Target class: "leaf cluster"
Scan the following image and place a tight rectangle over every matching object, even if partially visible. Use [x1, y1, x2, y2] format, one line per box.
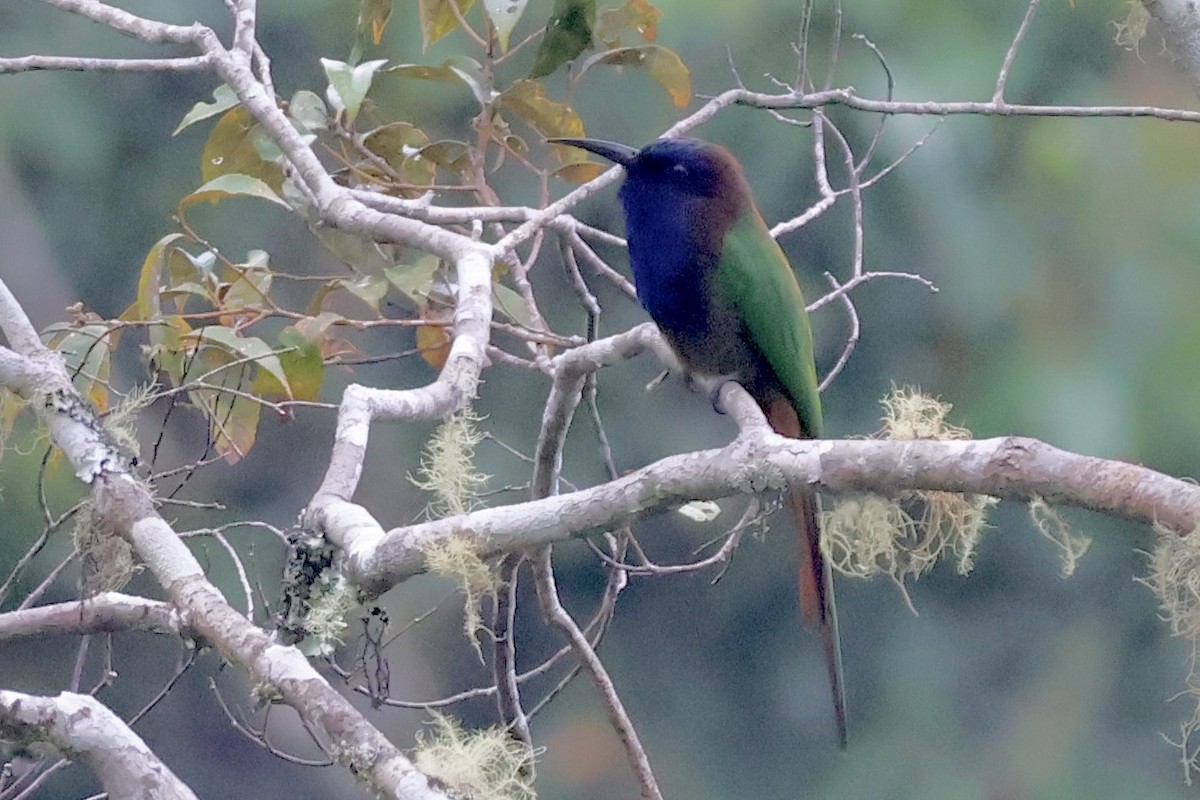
[102, 0, 693, 465]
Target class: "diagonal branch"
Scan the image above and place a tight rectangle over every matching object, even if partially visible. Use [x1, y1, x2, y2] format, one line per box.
[0, 690, 198, 800]
[35, 0, 206, 45]
[0, 277, 454, 800]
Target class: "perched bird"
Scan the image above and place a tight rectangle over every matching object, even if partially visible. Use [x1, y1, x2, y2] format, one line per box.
[551, 136, 847, 747]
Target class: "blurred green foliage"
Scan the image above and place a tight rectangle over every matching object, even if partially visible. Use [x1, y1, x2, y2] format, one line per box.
[3, 0, 1200, 798]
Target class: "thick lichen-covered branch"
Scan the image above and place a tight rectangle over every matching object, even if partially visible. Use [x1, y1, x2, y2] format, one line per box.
[326, 421, 1200, 596]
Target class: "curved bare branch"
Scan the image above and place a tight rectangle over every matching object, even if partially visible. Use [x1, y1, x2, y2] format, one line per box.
[0, 690, 198, 800]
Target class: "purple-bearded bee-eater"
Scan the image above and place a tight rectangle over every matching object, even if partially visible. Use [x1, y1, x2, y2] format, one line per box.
[551, 136, 847, 747]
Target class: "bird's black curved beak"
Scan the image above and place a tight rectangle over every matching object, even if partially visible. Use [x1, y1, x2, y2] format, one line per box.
[547, 137, 639, 166]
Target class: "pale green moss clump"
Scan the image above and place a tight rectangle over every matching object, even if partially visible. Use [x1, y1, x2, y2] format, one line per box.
[0, 389, 20, 464]
[412, 712, 539, 800]
[822, 388, 997, 607]
[421, 536, 499, 662]
[1148, 528, 1200, 640]
[1144, 527, 1200, 783]
[410, 408, 490, 518]
[302, 571, 360, 656]
[411, 408, 498, 659]
[1112, 1, 1151, 55]
[72, 499, 139, 596]
[101, 381, 156, 457]
[1028, 496, 1091, 578]
[824, 388, 1094, 609]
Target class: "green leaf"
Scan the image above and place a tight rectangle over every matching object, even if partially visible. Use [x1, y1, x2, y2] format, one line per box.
[147, 316, 192, 382]
[201, 106, 286, 191]
[220, 250, 273, 315]
[174, 84, 239, 136]
[186, 325, 291, 395]
[483, 0, 530, 51]
[274, 326, 325, 402]
[337, 275, 390, 311]
[504, 134, 528, 154]
[179, 174, 289, 213]
[295, 312, 346, 341]
[445, 57, 491, 107]
[386, 57, 490, 106]
[288, 90, 329, 133]
[529, 0, 595, 78]
[384, 255, 442, 305]
[182, 343, 261, 463]
[493, 283, 534, 329]
[595, 0, 662, 47]
[586, 45, 691, 107]
[418, 140, 473, 175]
[358, 0, 394, 44]
[499, 79, 585, 138]
[313, 228, 395, 274]
[419, 0, 477, 50]
[129, 233, 189, 321]
[160, 281, 215, 313]
[176, 248, 218, 283]
[251, 130, 286, 171]
[321, 58, 388, 126]
[292, 312, 346, 363]
[180, 325, 292, 461]
[386, 62, 465, 83]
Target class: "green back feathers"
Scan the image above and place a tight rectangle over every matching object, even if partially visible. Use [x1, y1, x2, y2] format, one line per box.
[717, 210, 823, 438]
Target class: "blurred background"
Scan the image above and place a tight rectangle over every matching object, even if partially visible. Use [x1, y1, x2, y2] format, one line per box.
[2, 1, 1199, 798]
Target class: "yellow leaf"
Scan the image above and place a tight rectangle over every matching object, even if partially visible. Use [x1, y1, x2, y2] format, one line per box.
[417, 302, 454, 370]
[362, 122, 436, 187]
[593, 45, 690, 108]
[358, 0, 394, 44]
[499, 79, 585, 138]
[595, 0, 662, 46]
[553, 161, 604, 183]
[420, 0, 477, 50]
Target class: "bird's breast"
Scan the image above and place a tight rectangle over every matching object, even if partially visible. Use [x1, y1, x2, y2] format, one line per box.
[623, 197, 714, 338]
[622, 196, 765, 383]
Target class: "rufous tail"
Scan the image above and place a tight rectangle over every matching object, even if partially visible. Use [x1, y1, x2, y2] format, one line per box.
[789, 485, 847, 748]
[765, 399, 848, 748]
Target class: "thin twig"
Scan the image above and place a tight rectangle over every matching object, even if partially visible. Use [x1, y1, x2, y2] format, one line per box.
[492, 555, 532, 746]
[589, 501, 759, 577]
[806, 269, 938, 314]
[993, 0, 1043, 104]
[818, 113, 866, 277]
[531, 548, 662, 800]
[568, 231, 637, 300]
[851, 33, 894, 171]
[817, 272, 861, 392]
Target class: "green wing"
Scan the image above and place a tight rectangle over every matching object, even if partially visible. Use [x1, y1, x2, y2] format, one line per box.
[716, 209, 823, 438]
